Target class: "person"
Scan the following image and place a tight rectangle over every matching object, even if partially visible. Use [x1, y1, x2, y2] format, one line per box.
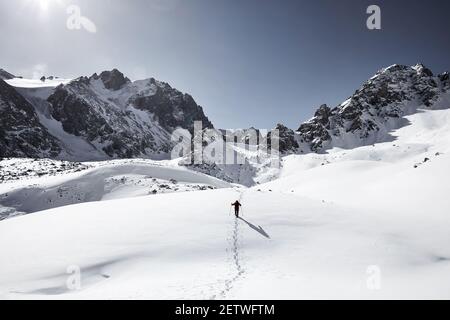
[231, 200, 242, 217]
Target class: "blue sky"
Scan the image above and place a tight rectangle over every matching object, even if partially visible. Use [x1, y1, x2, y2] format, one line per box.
[1, 0, 449, 129]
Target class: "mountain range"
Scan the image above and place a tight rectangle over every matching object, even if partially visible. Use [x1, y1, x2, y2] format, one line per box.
[1, 69, 212, 160]
[2, 64, 450, 299]
[1, 64, 449, 161]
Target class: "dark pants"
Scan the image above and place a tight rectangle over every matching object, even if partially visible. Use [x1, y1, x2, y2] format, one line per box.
[234, 208, 239, 217]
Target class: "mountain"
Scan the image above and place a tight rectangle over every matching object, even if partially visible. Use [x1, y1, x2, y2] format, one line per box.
[3, 98, 450, 297]
[0, 69, 213, 160]
[185, 64, 450, 184]
[190, 64, 449, 159]
[274, 123, 300, 153]
[2, 64, 450, 300]
[0, 68, 15, 80]
[0, 79, 61, 158]
[295, 64, 450, 152]
[2, 63, 449, 163]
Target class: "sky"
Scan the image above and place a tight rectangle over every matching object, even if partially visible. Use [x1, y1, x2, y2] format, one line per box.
[0, 0, 449, 129]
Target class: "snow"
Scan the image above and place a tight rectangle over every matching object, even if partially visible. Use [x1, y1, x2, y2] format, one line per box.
[0, 159, 231, 219]
[5, 78, 72, 88]
[1, 64, 450, 298]
[1, 105, 450, 299]
[1, 188, 449, 299]
[7, 80, 111, 161]
[340, 98, 352, 108]
[74, 77, 159, 112]
[36, 112, 109, 161]
[4, 75, 175, 161]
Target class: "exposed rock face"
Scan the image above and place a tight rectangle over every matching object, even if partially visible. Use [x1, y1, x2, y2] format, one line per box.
[91, 69, 131, 91]
[130, 80, 213, 133]
[46, 70, 213, 158]
[439, 72, 450, 91]
[296, 64, 450, 152]
[297, 105, 332, 151]
[0, 69, 15, 80]
[47, 84, 147, 159]
[0, 79, 61, 158]
[274, 123, 299, 154]
[1, 68, 213, 160]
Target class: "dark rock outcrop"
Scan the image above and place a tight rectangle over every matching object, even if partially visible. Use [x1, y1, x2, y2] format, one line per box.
[91, 69, 131, 91]
[46, 70, 213, 158]
[131, 82, 213, 133]
[439, 72, 449, 90]
[0, 79, 61, 158]
[297, 104, 332, 151]
[274, 123, 299, 154]
[0, 69, 15, 80]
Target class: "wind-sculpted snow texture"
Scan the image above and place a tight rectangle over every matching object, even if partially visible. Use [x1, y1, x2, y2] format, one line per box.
[0, 159, 230, 220]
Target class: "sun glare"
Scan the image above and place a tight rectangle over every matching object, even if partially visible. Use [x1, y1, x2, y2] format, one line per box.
[26, 0, 63, 12]
[39, 0, 50, 11]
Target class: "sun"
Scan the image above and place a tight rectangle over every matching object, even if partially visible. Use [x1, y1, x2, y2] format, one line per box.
[26, 0, 63, 12]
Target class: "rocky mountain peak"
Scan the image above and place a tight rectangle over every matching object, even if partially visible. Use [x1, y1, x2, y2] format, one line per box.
[39, 69, 213, 159]
[295, 64, 450, 152]
[275, 123, 289, 130]
[376, 63, 433, 78]
[313, 104, 331, 125]
[439, 72, 449, 90]
[378, 64, 409, 74]
[412, 63, 434, 77]
[91, 69, 131, 90]
[274, 123, 299, 154]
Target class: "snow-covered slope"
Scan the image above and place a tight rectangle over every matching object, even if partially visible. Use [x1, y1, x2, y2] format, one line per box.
[1, 64, 450, 299]
[0, 159, 231, 220]
[6, 77, 71, 88]
[264, 107, 450, 215]
[1, 106, 450, 299]
[1, 181, 449, 299]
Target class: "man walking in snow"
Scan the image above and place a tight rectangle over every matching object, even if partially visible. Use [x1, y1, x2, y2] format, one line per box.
[231, 200, 242, 217]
